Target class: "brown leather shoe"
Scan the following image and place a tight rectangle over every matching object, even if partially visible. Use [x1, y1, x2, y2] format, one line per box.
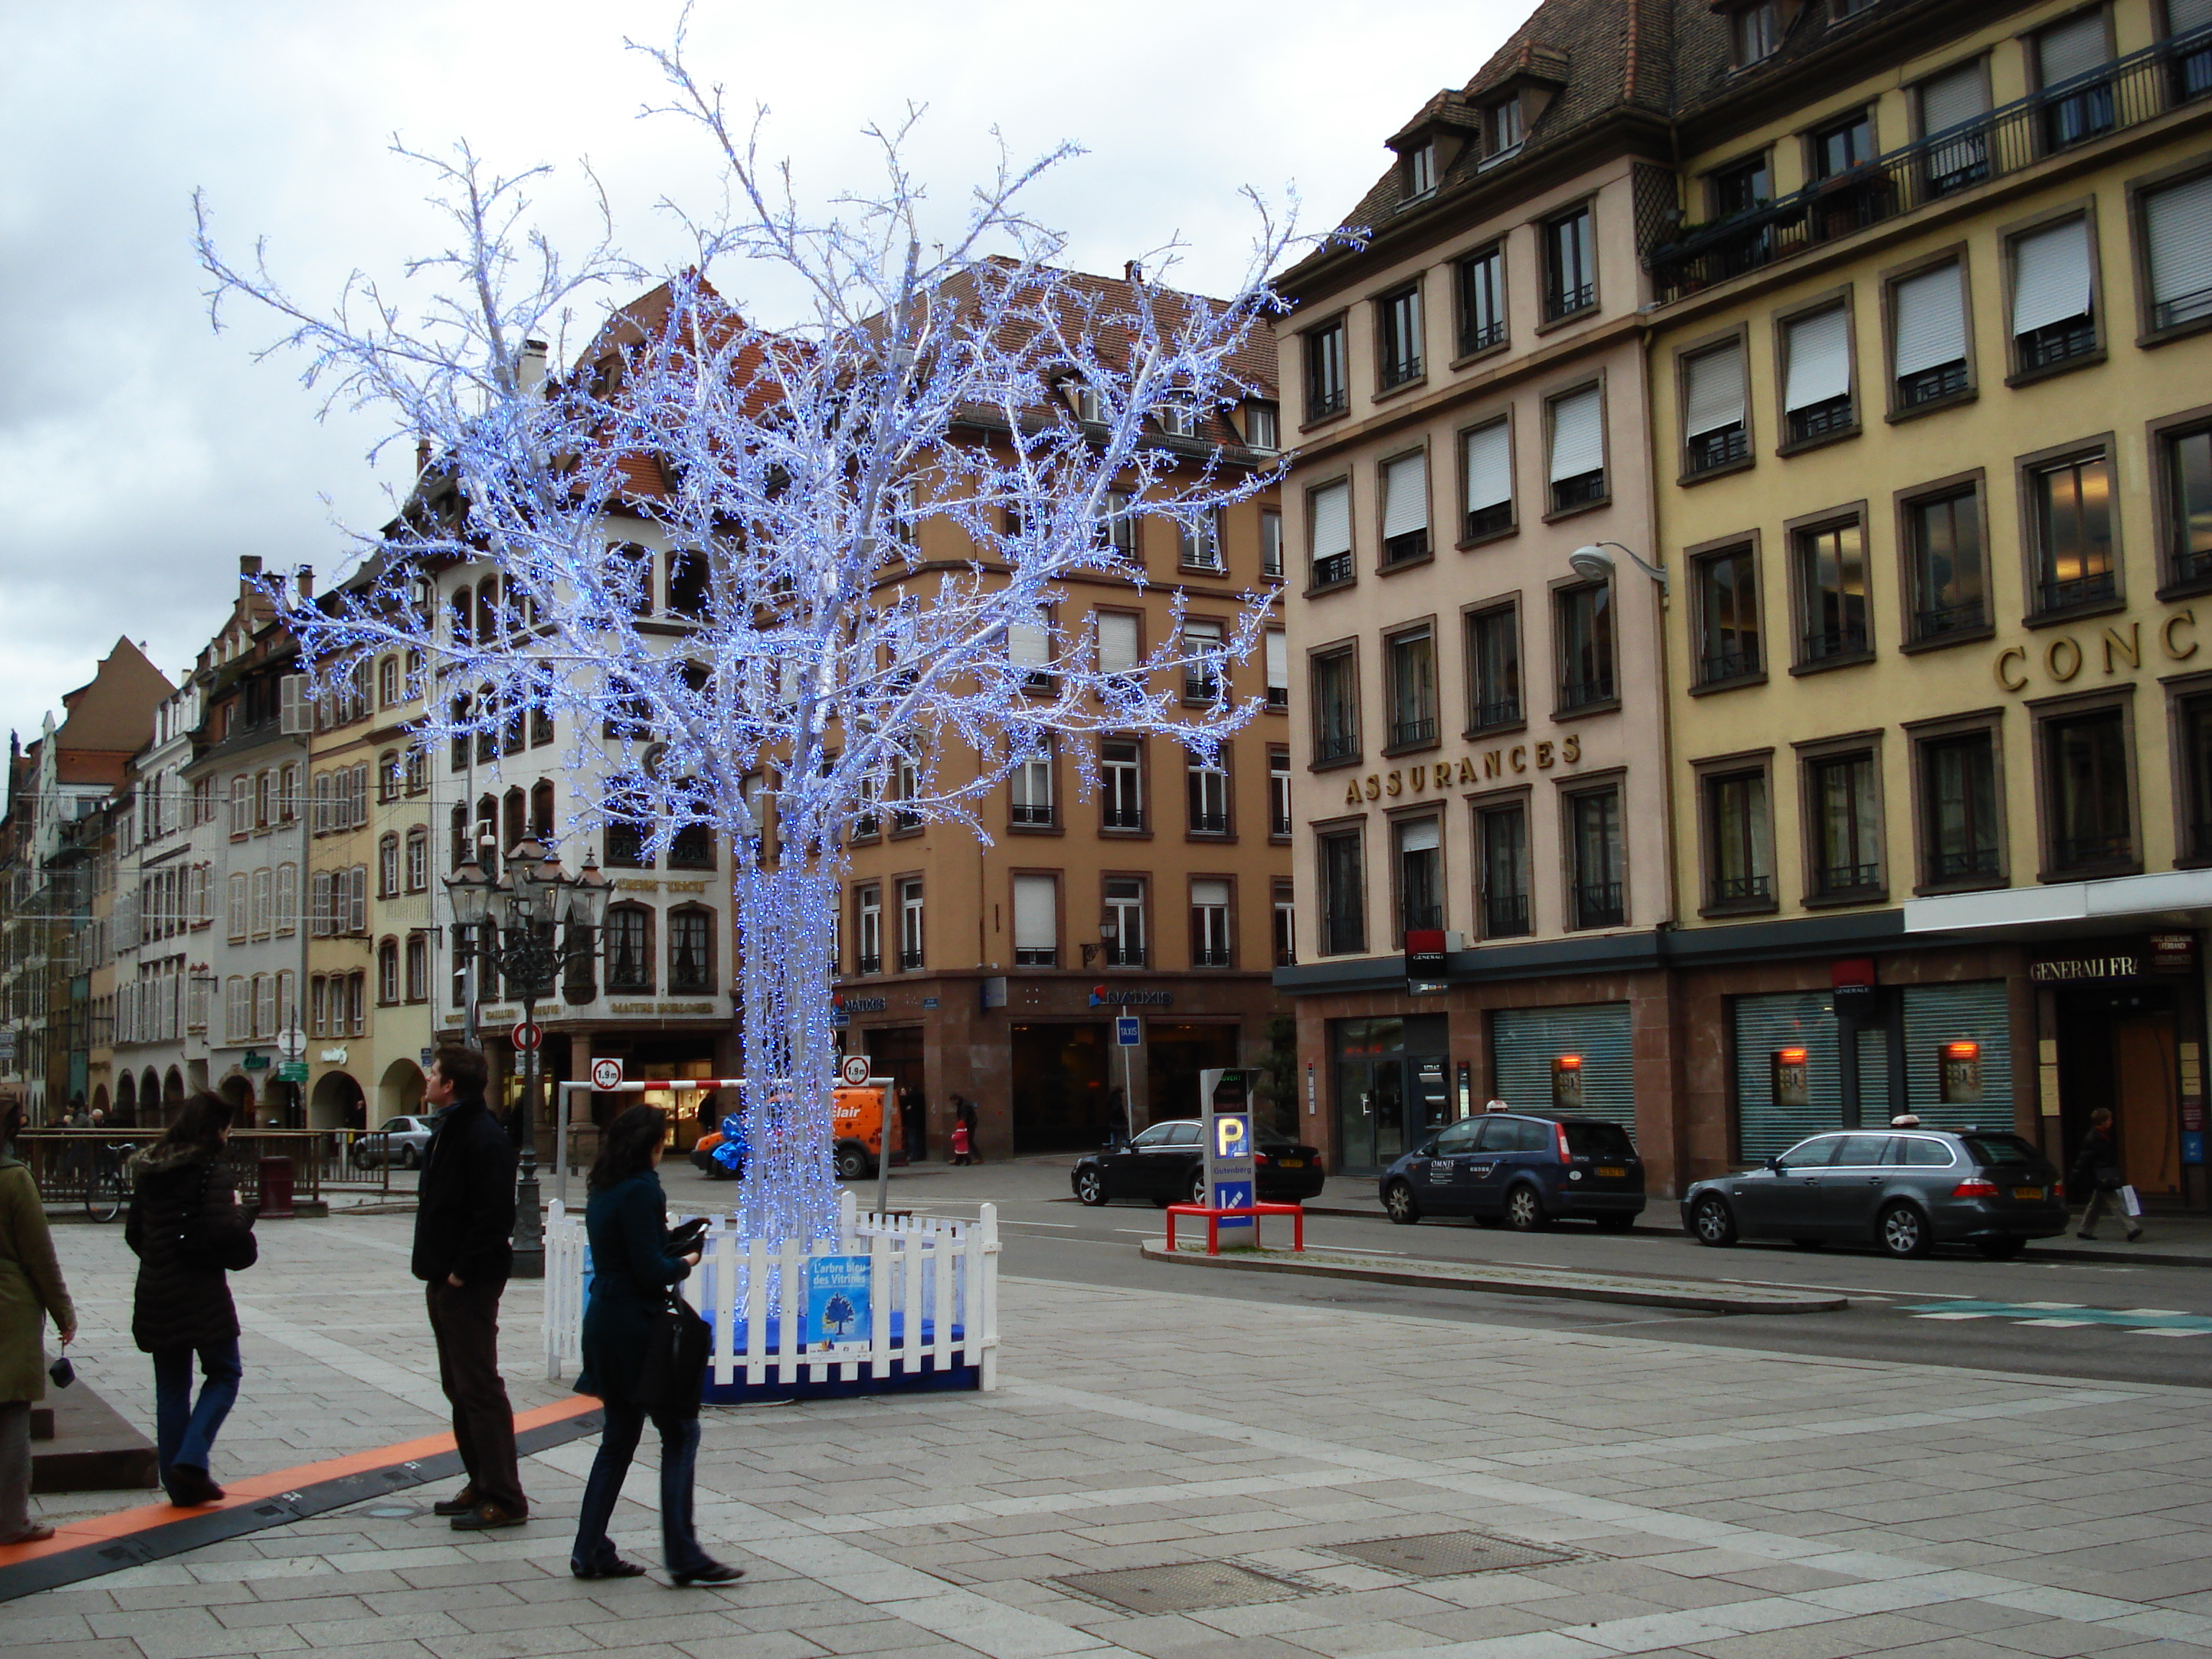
[450, 1501, 528, 1531]
[431, 1484, 480, 1517]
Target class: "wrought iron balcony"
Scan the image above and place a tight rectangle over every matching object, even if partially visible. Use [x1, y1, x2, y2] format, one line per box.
[1484, 893, 1530, 938]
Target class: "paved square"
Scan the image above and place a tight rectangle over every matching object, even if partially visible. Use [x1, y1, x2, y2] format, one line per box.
[19, 1208, 2212, 1659]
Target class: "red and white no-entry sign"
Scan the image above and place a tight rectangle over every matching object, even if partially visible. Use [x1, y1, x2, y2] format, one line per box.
[511, 1021, 543, 1052]
[591, 1058, 624, 1092]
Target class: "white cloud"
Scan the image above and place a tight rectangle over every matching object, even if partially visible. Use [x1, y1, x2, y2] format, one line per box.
[0, 0, 1516, 740]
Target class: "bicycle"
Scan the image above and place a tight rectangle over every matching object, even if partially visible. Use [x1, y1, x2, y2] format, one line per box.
[83, 1141, 134, 1223]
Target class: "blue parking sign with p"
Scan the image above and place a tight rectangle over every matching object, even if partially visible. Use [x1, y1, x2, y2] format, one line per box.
[1215, 1114, 1249, 1160]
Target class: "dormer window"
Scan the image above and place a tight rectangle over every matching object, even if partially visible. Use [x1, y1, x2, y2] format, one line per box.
[1733, 0, 1786, 65]
[1242, 403, 1280, 451]
[1070, 381, 1104, 424]
[1156, 401, 1197, 438]
[1403, 142, 1437, 198]
[1488, 99, 1524, 156]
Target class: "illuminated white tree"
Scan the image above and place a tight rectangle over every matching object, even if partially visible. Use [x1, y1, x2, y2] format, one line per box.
[196, 36, 1300, 1245]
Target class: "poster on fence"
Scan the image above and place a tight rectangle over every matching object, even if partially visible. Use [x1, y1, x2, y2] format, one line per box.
[806, 1254, 872, 1355]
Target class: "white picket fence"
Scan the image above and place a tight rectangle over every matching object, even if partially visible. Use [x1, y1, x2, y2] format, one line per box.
[543, 1189, 999, 1392]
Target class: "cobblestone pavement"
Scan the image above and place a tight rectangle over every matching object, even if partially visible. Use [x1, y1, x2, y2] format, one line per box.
[24, 1208, 2212, 1658]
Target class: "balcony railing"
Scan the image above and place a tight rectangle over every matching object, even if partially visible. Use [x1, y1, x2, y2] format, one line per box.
[1931, 846, 2001, 881]
[857, 953, 881, 975]
[2036, 569, 2118, 612]
[1465, 502, 1514, 540]
[1573, 881, 1626, 930]
[1010, 803, 1054, 827]
[1390, 716, 1438, 747]
[1803, 623, 1870, 662]
[1915, 601, 1986, 639]
[1697, 646, 1761, 685]
[1560, 675, 1615, 711]
[1546, 281, 1595, 320]
[1188, 809, 1228, 835]
[2021, 317, 2098, 368]
[1551, 470, 1606, 513]
[1787, 395, 1855, 444]
[1190, 946, 1232, 968]
[1014, 947, 1057, 967]
[899, 948, 924, 971]
[1484, 892, 1530, 938]
[1459, 318, 1506, 356]
[1105, 943, 1148, 968]
[1102, 801, 1144, 831]
[1380, 353, 1424, 390]
[1712, 873, 1772, 903]
[1686, 426, 1750, 474]
[1399, 905, 1444, 935]
[1308, 385, 1346, 421]
[2056, 832, 2133, 868]
[1470, 696, 1521, 729]
[1652, 26, 2212, 303]
[1815, 860, 1881, 894]
[1311, 551, 1352, 588]
[1315, 730, 1359, 764]
[1898, 359, 1970, 408]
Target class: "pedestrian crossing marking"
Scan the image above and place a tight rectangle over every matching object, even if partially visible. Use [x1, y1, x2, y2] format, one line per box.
[1905, 1299, 2212, 1334]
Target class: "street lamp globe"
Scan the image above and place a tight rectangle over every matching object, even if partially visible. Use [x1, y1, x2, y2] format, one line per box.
[1569, 546, 1616, 583]
[567, 858, 612, 931]
[441, 848, 495, 929]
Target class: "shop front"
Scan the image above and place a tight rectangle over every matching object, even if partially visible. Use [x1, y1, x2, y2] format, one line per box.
[1330, 1014, 1449, 1173]
[1491, 1004, 1635, 1126]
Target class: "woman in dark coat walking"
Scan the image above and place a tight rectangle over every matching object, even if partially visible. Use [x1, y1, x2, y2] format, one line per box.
[570, 1106, 742, 1586]
[125, 1092, 256, 1506]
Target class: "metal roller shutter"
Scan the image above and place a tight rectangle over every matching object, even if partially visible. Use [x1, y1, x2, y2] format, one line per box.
[1491, 1004, 1634, 1128]
[1683, 341, 1745, 438]
[2013, 219, 2092, 335]
[1464, 421, 1512, 511]
[1310, 481, 1352, 558]
[1894, 264, 1968, 378]
[1382, 452, 1429, 540]
[1548, 388, 1604, 482]
[1902, 981, 2013, 1133]
[1734, 991, 1840, 1161]
[1783, 308, 1851, 412]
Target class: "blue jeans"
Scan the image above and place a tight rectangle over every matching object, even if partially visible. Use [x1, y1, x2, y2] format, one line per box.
[152, 1339, 241, 1487]
[570, 1401, 707, 1574]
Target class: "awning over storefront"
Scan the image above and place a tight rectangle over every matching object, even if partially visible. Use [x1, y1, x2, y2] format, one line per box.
[1905, 869, 2212, 935]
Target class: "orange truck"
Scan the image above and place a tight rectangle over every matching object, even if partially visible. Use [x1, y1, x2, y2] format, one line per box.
[691, 1080, 903, 1181]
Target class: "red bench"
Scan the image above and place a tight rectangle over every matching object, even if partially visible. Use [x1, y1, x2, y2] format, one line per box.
[1163, 1202, 1305, 1256]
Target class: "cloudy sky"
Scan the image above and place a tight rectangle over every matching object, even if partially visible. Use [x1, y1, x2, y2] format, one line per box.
[0, 0, 1514, 747]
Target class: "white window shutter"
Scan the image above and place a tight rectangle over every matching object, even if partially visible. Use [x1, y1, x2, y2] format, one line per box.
[2038, 11, 2108, 84]
[1683, 341, 1747, 436]
[2146, 176, 2212, 318]
[1894, 264, 1969, 377]
[2012, 218, 2093, 334]
[1097, 613, 1139, 675]
[279, 674, 308, 734]
[1191, 878, 1230, 907]
[1381, 452, 1429, 540]
[276, 864, 297, 935]
[1012, 874, 1056, 952]
[350, 866, 367, 935]
[1309, 482, 1352, 558]
[228, 873, 247, 938]
[1784, 309, 1853, 410]
[2175, 0, 2212, 30]
[1919, 62, 1987, 134]
[1398, 817, 1441, 853]
[1462, 422, 1513, 511]
[311, 871, 332, 937]
[1548, 387, 1605, 481]
[1265, 629, 1288, 693]
[1008, 611, 1051, 667]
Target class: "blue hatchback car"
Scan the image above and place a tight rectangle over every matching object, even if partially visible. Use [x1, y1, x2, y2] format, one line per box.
[1379, 1110, 1646, 1231]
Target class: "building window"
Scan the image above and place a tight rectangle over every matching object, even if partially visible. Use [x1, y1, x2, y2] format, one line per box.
[1265, 627, 1288, 711]
[1710, 152, 1773, 219]
[1317, 829, 1365, 956]
[404, 829, 428, 893]
[1905, 485, 1987, 639]
[1809, 752, 1883, 896]
[605, 904, 653, 992]
[1376, 285, 1424, 390]
[1272, 878, 1297, 967]
[2029, 449, 2117, 611]
[1543, 204, 1596, 319]
[668, 906, 714, 993]
[1694, 544, 1763, 685]
[1488, 97, 1524, 156]
[1457, 246, 1505, 355]
[1312, 647, 1360, 763]
[1103, 876, 1146, 966]
[1012, 874, 1057, 967]
[1379, 450, 1429, 564]
[670, 821, 713, 869]
[1568, 787, 1627, 927]
[1478, 802, 1531, 938]
[897, 878, 925, 969]
[1734, 0, 1784, 64]
[665, 547, 710, 617]
[892, 755, 922, 832]
[1461, 420, 1513, 541]
[1011, 745, 1054, 827]
[2010, 217, 2098, 371]
[1186, 747, 1229, 835]
[2180, 692, 2212, 858]
[1547, 386, 1605, 511]
[2164, 424, 2212, 585]
[1305, 318, 1346, 419]
[1892, 263, 1970, 409]
[1809, 107, 1876, 179]
[1259, 509, 1282, 577]
[1190, 879, 1232, 967]
[1393, 817, 1442, 936]
[2036, 9, 2115, 150]
[1177, 511, 1224, 572]
[2044, 706, 2134, 871]
[1097, 490, 1136, 561]
[855, 886, 881, 974]
[379, 940, 400, 1006]
[275, 863, 297, 935]
[1706, 768, 1773, 907]
[1182, 617, 1225, 703]
[1244, 403, 1280, 451]
[1466, 604, 1521, 730]
[1781, 306, 1854, 443]
[1918, 62, 1990, 194]
[1269, 746, 1291, 837]
[605, 819, 649, 868]
[1682, 340, 1749, 474]
[379, 833, 400, 899]
[1309, 479, 1352, 588]
[1102, 738, 1144, 830]
[1384, 625, 1437, 748]
[2144, 174, 2212, 333]
[1403, 140, 1437, 197]
[1556, 583, 1616, 710]
[1794, 517, 1870, 663]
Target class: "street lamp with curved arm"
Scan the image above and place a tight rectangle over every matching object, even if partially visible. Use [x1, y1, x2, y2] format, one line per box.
[1570, 540, 1669, 596]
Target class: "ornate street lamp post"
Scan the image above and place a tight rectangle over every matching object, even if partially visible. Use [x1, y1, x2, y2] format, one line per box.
[442, 839, 610, 1280]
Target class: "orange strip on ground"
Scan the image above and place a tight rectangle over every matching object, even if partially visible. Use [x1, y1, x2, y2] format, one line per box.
[0, 1394, 598, 1570]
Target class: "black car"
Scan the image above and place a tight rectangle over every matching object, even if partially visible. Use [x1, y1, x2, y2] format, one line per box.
[1071, 1119, 1326, 1208]
[1681, 1126, 2069, 1259]
[1378, 1111, 1645, 1231]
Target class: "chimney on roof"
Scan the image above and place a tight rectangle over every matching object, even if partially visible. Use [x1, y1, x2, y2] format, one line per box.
[415, 435, 431, 476]
[239, 555, 262, 579]
[1124, 261, 1143, 287]
[518, 338, 548, 396]
[296, 566, 314, 601]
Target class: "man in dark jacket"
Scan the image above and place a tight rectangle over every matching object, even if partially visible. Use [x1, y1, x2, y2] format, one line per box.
[414, 1046, 527, 1528]
[2071, 1106, 2143, 1243]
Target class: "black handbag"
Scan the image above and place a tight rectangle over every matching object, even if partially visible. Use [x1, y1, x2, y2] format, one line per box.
[174, 1162, 258, 1273]
[632, 1292, 710, 1414]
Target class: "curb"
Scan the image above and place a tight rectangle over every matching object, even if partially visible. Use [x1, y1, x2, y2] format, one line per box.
[1137, 1241, 1848, 1315]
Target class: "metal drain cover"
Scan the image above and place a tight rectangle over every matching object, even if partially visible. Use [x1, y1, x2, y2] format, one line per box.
[1056, 1561, 1308, 1613]
[361, 1505, 420, 1519]
[1331, 1531, 1568, 1577]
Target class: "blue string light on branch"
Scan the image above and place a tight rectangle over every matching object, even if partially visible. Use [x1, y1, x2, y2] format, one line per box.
[195, 30, 1335, 1251]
